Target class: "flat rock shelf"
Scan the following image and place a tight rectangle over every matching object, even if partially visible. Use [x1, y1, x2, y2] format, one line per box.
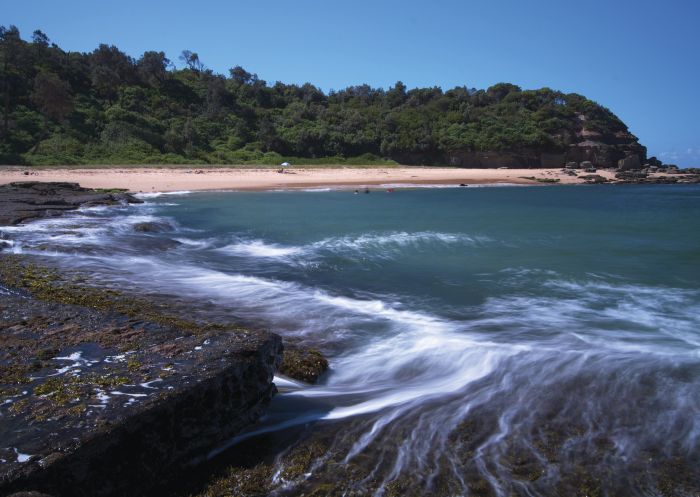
[0, 285, 282, 497]
[0, 181, 142, 226]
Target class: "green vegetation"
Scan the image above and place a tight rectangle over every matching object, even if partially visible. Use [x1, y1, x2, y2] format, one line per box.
[0, 26, 637, 166]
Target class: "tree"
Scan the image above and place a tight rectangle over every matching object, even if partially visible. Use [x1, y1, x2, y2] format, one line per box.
[205, 76, 228, 117]
[487, 83, 521, 101]
[89, 44, 134, 102]
[31, 30, 50, 47]
[179, 50, 203, 71]
[0, 27, 644, 166]
[229, 65, 252, 84]
[32, 72, 73, 121]
[0, 25, 22, 136]
[386, 81, 407, 107]
[137, 51, 169, 85]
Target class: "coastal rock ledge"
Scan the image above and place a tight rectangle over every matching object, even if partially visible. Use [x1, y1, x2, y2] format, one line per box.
[0, 181, 142, 225]
[0, 286, 283, 497]
[0, 280, 283, 497]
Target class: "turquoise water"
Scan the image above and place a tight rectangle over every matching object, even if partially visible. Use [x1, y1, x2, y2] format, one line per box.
[5, 184, 700, 495]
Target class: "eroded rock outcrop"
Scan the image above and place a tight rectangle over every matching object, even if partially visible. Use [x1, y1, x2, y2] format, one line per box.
[0, 256, 283, 497]
[0, 182, 142, 225]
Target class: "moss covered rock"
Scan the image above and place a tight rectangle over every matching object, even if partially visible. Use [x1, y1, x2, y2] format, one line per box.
[279, 346, 329, 383]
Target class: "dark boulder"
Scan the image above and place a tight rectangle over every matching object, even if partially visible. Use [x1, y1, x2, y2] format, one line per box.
[580, 174, 608, 184]
[647, 156, 663, 168]
[618, 155, 642, 170]
[279, 346, 329, 384]
[615, 171, 647, 180]
[133, 221, 172, 233]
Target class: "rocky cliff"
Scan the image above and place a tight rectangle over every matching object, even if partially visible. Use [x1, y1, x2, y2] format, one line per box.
[432, 113, 647, 169]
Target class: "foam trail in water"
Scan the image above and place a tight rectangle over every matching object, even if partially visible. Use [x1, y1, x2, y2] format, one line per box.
[134, 190, 192, 199]
[216, 240, 304, 258]
[211, 231, 490, 267]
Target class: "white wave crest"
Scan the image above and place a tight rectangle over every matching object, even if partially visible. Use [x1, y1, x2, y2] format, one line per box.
[134, 190, 192, 199]
[216, 240, 305, 258]
[212, 231, 486, 263]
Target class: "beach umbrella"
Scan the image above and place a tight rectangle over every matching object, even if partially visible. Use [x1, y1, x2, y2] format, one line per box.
[281, 162, 291, 167]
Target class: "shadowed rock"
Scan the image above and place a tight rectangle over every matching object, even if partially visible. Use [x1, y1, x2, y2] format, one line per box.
[0, 182, 142, 226]
[133, 221, 172, 233]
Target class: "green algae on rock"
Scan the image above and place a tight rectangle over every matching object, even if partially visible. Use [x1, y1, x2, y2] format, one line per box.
[0, 255, 283, 497]
[279, 346, 329, 384]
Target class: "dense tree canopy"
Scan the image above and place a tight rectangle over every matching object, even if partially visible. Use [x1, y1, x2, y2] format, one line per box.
[0, 26, 638, 165]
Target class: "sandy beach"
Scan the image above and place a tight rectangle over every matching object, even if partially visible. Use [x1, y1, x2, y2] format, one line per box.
[0, 166, 615, 192]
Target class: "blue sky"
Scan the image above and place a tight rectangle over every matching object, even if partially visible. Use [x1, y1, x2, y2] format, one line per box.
[4, 0, 699, 165]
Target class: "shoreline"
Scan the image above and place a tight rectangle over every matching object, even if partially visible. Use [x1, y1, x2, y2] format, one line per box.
[0, 166, 616, 192]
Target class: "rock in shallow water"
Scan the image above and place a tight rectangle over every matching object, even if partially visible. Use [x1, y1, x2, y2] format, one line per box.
[132, 221, 173, 233]
[279, 346, 329, 383]
[0, 258, 283, 497]
[0, 182, 142, 226]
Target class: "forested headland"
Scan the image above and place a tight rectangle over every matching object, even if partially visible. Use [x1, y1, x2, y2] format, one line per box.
[0, 26, 647, 167]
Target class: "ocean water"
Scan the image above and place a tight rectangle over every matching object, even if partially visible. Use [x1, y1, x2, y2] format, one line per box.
[4, 184, 700, 495]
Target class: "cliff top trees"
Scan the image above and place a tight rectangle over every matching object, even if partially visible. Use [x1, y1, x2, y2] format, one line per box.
[0, 26, 639, 165]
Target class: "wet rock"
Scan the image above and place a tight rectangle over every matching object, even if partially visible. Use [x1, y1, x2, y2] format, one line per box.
[0, 182, 142, 226]
[580, 174, 608, 184]
[279, 346, 329, 383]
[133, 221, 172, 233]
[615, 171, 647, 180]
[0, 256, 283, 497]
[520, 176, 560, 184]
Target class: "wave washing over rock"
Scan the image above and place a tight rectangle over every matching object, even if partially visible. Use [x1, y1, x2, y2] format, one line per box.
[1, 186, 699, 496]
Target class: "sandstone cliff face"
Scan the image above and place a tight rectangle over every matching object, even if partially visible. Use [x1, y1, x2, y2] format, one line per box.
[398, 141, 645, 169]
[392, 111, 646, 169]
[563, 121, 646, 169]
